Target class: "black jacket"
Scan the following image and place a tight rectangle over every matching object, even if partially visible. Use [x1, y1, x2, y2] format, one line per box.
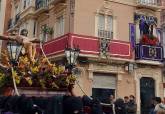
[125, 100, 137, 114]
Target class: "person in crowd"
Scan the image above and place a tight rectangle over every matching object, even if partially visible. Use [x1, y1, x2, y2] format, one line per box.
[63, 84, 103, 114]
[124, 96, 129, 114]
[154, 97, 163, 114]
[63, 96, 84, 114]
[63, 85, 84, 114]
[124, 96, 129, 104]
[109, 95, 115, 104]
[125, 95, 137, 114]
[149, 97, 157, 114]
[102, 95, 115, 114]
[114, 98, 125, 114]
[156, 103, 165, 114]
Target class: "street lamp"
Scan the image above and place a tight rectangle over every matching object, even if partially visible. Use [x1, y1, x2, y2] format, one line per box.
[7, 41, 23, 66]
[6, 29, 28, 96]
[7, 29, 28, 66]
[65, 45, 80, 73]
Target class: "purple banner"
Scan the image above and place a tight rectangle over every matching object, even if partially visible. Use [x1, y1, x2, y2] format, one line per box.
[156, 28, 162, 45]
[129, 23, 136, 50]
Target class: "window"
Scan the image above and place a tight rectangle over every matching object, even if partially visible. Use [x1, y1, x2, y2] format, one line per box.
[92, 73, 116, 102]
[54, 16, 64, 37]
[23, 0, 31, 9]
[33, 21, 36, 37]
[23, 0, 26, 9]
[97, 14, 113, 39]
[162, 27, 165, 58]
[40, 24, 48, 42]
[92, 88, 115, 103]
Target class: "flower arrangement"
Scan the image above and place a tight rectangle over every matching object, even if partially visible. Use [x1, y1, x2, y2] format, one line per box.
[0, 50, 76, 90]
[140, 34, 159, 46]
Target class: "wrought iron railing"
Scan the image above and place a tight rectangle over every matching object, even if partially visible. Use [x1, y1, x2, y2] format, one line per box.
[137, 0, 162, 6]
[98, 29, 113, 39]
[35, 0, 49, 10]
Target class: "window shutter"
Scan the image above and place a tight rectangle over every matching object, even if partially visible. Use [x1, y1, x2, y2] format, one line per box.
[98, 14, 105, 30]
[93, 73, 116, 89]
[107, 15, 113, 32]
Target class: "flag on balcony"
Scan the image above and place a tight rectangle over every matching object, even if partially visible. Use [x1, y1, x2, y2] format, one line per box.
[129, 23, 136, 50]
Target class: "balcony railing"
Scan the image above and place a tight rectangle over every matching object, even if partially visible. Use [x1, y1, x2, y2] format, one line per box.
[49, 0, 65, 5]
[35, 0, 49, 10]
[98, 30, 113, 39]
[136, 0, 162, 10]
[35, 0, 49, 15]
[135, 43, 163, 61]
[37, 33, 131, 59]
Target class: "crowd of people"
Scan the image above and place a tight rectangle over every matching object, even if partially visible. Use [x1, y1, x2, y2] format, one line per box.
[149, 97, 165, 114]
[62, 85, 165, 114]
[102, 95, 165, 114]
[102, 95, 137, 114]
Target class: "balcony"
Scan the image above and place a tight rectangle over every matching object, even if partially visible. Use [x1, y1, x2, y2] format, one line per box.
[35, 0, 49, 15]
[20, 5, 35, 20]
[136, 0, 162, 10]
[135, 43, 163, 62]
[37, 33, 132, 60]
[49, 0, 65, 5]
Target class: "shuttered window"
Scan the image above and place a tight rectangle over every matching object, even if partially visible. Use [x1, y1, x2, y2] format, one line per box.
[97, 14, 113, 39]
[93, 73, 116, 89]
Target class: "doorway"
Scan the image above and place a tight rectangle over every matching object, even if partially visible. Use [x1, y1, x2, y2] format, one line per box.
[140, 77, 155, 114]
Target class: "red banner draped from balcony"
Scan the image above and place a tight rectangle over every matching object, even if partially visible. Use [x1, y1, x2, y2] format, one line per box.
[37, 33, 132, 59]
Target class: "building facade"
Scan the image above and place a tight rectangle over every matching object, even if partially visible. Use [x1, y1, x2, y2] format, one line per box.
[6, 0, 165, 114]
[0, 0, 7, 34]
[0, 0, 12, 55]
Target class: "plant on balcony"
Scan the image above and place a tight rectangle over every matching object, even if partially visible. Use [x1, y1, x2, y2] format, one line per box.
[0, 50, 76, 90]
[140, 34, 159, 46]
[41, 25, 54, 35]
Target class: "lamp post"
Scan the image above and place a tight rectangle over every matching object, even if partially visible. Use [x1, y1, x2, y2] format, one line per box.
[7, 41, 23, 66]
[65, 45, 80, 73]
[7, 28, 28, 66]
[6, 29, 28, 95]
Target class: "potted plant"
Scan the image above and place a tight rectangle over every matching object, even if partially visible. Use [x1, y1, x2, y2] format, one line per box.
[41, 25, 54, 35]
